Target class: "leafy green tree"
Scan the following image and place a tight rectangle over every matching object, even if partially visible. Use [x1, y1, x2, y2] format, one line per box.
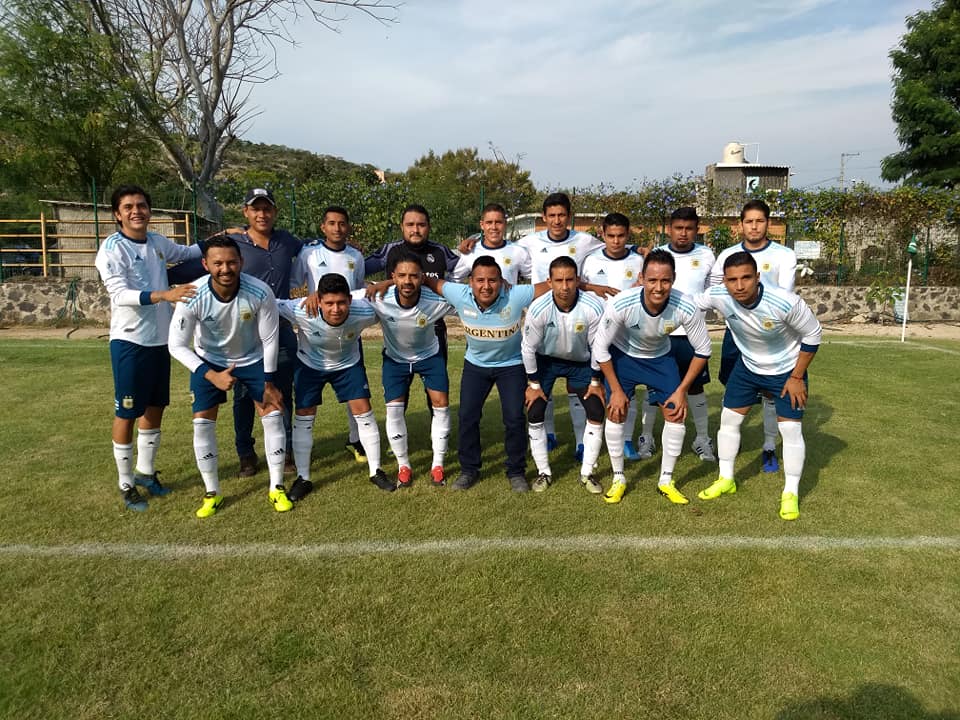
[882, 0, 960, 188]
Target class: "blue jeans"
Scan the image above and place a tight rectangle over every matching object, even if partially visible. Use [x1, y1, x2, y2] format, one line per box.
[457, 360, 526, 478]
[234, 322, 296, 456]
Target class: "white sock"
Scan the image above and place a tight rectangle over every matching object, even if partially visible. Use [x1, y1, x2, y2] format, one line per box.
[604, 419, 626, 474]
[261, 410, 285, 490]
[385, 401, 409, 468]
[430, 406, 450, 468]
[624, 398, 638, 443]
[134, 428, 160, 475]
[568, 394, 586, 446]
[762, 397, 778, 452]
[658, 421, 686, 486]
[778, 421, 805, 495]
[528, 421, 552, 476]
[355, 410, 382, 476]
[345, 404, 360, 444]
[717, 407, 745, 479]
[640, 394, 657, 439]
[581, 422, 604, 478]
[688, 392, 709, 438]
[192, 418, 219, 494]
[292, 414, 315, 480]
[544, 398, 556, 437]
[113, 441, 134, 490]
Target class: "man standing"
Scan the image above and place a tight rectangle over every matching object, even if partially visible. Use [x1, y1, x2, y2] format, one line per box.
[710, 199, 797, 473]
[592, 250, 712, 505]
[696, 252, 821, 520]
[521, 256, 607, 494]
[451, 203, 531, 285]
[168, 236, 291, 517]
[95, 184, 201, 511]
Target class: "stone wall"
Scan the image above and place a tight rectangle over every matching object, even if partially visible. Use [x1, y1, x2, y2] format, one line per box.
[0, 279, 958, 326]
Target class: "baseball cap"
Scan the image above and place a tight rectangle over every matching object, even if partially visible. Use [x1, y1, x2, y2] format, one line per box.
[243, 187, 276, 207]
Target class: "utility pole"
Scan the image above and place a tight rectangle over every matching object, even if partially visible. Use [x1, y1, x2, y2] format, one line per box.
[837, 152, 859, 287]
[839, 152, 860, 191]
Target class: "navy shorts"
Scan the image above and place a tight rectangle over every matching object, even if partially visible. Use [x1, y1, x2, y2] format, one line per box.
[723, 357, 806, 420]
[191, 359, 267, 413]
[110, 340, 170, 418]
[670, 335, 711, 392]
[535, 353, 593, 398]
[604, 346, 681, 406]
[295, 361, 371, 408]
[381, 351, 448, 401]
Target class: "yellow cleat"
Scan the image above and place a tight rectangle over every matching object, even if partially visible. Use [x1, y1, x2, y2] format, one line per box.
[697, 476, 736, 501]
[779, 492, 800, 520]
[269, 485, 294, 513]
[657, 482, 689, 505]
[604, 480, 627, 504]
[196, 492, 224, 518]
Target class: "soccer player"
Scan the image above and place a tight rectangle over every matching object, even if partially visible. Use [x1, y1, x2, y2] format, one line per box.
[695, 251, 821, 520]
[424, 256, 548, 492]
[521, 256, 607, 493]
[592, 250, 712, 505]
[168, 235, 291, 517]
[291, 206, 369, 463]
[276, 273, 392, 498]
[635, 207, 718, 462]
[451, 203, 532, 285]
[710, 199, 797, 473]
[95, 184, 202, 511]
[366, 251, 454, 487]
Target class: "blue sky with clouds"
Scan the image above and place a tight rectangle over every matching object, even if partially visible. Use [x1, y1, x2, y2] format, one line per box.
[245, 0, 930, 192]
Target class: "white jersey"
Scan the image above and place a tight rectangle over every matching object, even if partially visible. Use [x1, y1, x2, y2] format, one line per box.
[592, 287, 711, 366]
[277, 298, 377, 372]
[696, 284, 821, 376]
[362, 287, 453, 363]
[169, 274, 279, 374]
[451, 241, 532, 285]
[292, 241, 366, 293]
[516, 230, 604, 283]
[95, 230, 201, 346]
[711, 239, 796, 292]
[580, 248, 645, 293]
[522, 290, 605, 374]
[657, 242, 716, 337]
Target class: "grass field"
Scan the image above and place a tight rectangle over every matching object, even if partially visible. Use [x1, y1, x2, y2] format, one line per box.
[1, 334, 959, 719]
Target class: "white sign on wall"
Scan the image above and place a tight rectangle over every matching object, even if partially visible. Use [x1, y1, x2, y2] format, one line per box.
[794, 241, 822, 260]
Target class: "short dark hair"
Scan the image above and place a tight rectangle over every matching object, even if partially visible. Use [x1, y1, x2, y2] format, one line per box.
[549, 255, 578, 276]
[602, 212, 630, 231]
[481, 203, 507, 218]
[202, 233, 241, 258]
[111, 184, 151, 214]
[470, 255, 502, 278]
[643, 248, 676, 275]
[740, 199, 770, 220]
[323, 205, 350, 223]
[670, 207, 699, 224]
[542, 192, 571, 214]
[391, 250, 423, 272]
[317, 272, 351, 297]
[723, 251, 758, 273]
[401, 204, 431, 224]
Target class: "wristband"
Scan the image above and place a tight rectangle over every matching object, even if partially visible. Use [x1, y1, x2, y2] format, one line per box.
[528, 382, 541, 390]
[590, 379, 601, 387]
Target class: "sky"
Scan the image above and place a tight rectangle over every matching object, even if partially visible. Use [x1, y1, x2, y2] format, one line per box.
[243, 0, 932, 193]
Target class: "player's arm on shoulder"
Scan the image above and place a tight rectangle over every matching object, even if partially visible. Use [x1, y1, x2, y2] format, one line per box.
[423, 275, 446, 296]
[168, 304, 204, 373]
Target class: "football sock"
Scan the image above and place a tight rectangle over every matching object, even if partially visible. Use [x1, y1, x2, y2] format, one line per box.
[580, 421, 604, 478]
[689, 392, 710, 438]
[345, 404, 360, 444]
[778, 420, 805, 495]
[717, 407, 746, 479]
[604, 419, 626, 474]
[762, 397, 778, 452]
[528, 421, 551, 476]
[430, 406, 450, 468]
[135, 428, 161, 476]
[354, 410, 381, 476]
[292, 414, 315, 481]
[192, 418, 219, 494]
[568, 394, 586, 447]
[261, 410, 285, 490]
[624, 398, 638, 444]
[659, 421, 686, 486]
[544, 398, 556, 437]
[640, 394, 657, 440]
[113, 441, 134, 490]
[385, 401, 410, 468]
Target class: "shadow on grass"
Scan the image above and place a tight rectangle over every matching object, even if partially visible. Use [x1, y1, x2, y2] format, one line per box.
[775, 683, 959, 720]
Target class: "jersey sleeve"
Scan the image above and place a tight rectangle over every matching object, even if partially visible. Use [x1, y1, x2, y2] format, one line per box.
[443, 245, 460, 274]
[364, 244, 390, 276]
[160, 235, 202, 265]
[257, 291, 280, 375]
[450, 254, 471, 282]
[168, 303, 204, 374]
[289, 248, 308, 292]
[276, 298, 298, 324]
[521, 312, 545, 377]
[779, 249, 798, 292]
[787, 297, 822, 349]
[516, 246, 533, 281]
[591, 302, 621, 367]
[680, 310, 712, 357]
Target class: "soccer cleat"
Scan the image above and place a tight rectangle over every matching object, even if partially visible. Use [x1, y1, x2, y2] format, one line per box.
[287, 476, 314, 502]
[546, 433, 558, 451]
[580, 475, 604, 495]
[623, 440, 641, 461]
[574, 443, 584, 463]
[430, 466, 446, 487]
[195, 491, 224, 518]
[268, 485, 294, 512]
[238, 452, 259, 478]
[121, 483, 148, 512]
[344, 440, 367, 463]
[779, 492, 800, 521]
[134, 471, 171, 497]
[451, 472, 477, 491]
[762, 449, 779, 473]
[369, 469, 396, 492]
[397, 466, 413, 488]
[697, 476, 737, 500]
[603, 480, 627, 504]
[532, 473, 552, 492]
[657, 482, 689, 505]
[692, 436, 717, 462]
[509, 475, 530, 493]
[636, 435, 656, 459]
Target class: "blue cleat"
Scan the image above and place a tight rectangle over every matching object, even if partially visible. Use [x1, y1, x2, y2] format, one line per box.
[574, 443, 584, 463]
[762, 449, 779, 473]
[134, 471, 172, 497]
[623, 440, 641, 461]
[546, 433, 558, 452]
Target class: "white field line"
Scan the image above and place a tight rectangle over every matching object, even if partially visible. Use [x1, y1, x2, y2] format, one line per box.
[0, 535, 958, 561]
[826, 339, 960, 355]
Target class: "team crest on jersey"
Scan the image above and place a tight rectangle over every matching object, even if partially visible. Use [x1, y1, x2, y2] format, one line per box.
[762, 318, 775, 330]
[348, 260, 355, 270]
[157, 252, 164, 261]
[427, 253, 435, 264]
[503, 257, 512, 265]
[240, 310, 252, 322]
[663, 321, 676, 334]
[416, 314, 428, 328]
[691, 260, 700, 268]
[574, 321, 585, 333]
[625, 270, 634, 279]
[567, 247, 576, 255]
[347, 331, 356, 340]
[122, 395, 134, 410]
[762, 262, 771, 272]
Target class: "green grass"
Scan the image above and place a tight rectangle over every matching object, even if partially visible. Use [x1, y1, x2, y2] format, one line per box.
[1, 336, 959, 719]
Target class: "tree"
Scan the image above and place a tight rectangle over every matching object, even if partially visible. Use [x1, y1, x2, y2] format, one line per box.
[881, 0, 960, 188]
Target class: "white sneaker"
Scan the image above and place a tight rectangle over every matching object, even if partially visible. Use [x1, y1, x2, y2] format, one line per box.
[579, 475, 604, 495]
[692, 436, 717, 462]
[636, 434, 656, 459]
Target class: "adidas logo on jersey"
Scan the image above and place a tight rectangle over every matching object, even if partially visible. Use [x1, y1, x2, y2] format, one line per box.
[596, 269, 606, 275]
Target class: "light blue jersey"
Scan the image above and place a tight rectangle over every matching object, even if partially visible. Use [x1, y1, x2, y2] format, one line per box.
[711, 240, 796, 292]
[441, 282, 535, 367]
[521, 290, 604, 374]
[365, 287, 453, 363]
[277, 298, 377, 372]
